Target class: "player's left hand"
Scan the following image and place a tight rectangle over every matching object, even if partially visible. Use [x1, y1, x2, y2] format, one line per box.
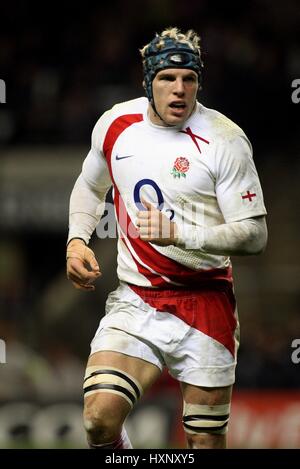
[136, 199, 178, 246]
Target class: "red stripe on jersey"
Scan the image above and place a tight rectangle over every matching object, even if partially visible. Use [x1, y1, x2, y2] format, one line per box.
[113, 176, 232, 287]
[114, 184, 232, 286]
[103, 114, 164, 286]
[116, 189, 166, 286]
[119, 237, 166, 287]
[129, 284, 237, 357]
[103, 114, 232, 287]
[103, 114, 143, 181]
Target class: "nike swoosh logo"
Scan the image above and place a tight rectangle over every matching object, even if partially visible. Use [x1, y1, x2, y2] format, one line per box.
[115, 154, 134, 160]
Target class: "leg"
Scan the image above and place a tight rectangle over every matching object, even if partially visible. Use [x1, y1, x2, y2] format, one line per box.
[181, 382, 232, 449]
[83, 350, 161, 448]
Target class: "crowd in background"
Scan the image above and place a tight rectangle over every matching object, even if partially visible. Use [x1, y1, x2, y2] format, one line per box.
[0, 0, 299, 148]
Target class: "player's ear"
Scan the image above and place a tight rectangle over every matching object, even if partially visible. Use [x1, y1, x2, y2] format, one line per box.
[142, 80, 146, 91]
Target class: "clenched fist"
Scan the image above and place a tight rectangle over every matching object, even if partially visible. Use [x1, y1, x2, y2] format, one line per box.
[66, 238, 101, 291]
[136, 199, 178, 246]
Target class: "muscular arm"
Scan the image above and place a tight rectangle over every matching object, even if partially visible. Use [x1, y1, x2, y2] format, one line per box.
[68, 146, 111, 244]
[176, 215, 268, 255]
[68, 173, 108, 245]
[137, 202, 267, 256]
[173, 133, 268, 255]
[67, 135, 111, 290]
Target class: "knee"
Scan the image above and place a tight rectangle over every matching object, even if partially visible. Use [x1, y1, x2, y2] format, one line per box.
[82, 365, 143, 444]
[83, 397, 123, 443]
[186, 432, 226, 449]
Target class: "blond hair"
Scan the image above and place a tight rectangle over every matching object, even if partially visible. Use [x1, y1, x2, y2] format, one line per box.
[140, 27, 201, 58]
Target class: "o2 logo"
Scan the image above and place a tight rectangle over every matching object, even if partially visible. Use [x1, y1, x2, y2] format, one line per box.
[134, 179, 174, 220]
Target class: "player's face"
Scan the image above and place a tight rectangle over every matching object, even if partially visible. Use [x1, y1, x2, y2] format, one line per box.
[149, 69, 198, 126]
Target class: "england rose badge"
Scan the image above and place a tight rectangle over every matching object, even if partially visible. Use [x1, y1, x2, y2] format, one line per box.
[171, 157, 190, 178]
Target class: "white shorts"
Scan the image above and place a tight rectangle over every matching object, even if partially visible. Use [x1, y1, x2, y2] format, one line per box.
[90, 282, 239, 387]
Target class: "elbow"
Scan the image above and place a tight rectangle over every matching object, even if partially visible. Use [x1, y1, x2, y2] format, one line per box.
[258, 236, 268, 254]
[257, 222, 268, 254]
[247, 226, 268, 255]
[249, 242, 266, 256]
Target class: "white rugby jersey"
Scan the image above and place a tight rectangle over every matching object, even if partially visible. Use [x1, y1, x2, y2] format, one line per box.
[78, 97, 267, 288]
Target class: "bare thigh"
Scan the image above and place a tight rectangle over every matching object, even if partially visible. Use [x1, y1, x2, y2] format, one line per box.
[84, 350, 162, 422]
[181, 382, 232, 405]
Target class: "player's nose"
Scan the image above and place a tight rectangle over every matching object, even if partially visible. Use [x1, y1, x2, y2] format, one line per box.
[173, 78, 185, 95]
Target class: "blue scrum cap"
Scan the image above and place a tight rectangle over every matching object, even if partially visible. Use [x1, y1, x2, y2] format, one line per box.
[143, 36, 203, 105]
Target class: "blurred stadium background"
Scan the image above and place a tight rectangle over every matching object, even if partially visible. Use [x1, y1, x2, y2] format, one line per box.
[0, 0, 299, 448]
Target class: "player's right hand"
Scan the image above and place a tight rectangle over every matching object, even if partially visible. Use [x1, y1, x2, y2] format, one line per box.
[66, 239, 101, 291]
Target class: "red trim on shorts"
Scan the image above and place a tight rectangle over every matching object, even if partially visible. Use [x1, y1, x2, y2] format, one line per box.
[103, 114, 233, 288]
[129, 283, 237, 357]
